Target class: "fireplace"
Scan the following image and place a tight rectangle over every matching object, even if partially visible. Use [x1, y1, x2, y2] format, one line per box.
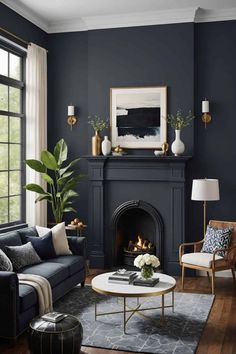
[111, 200, 163, 268]
[86, 155, 190, 275]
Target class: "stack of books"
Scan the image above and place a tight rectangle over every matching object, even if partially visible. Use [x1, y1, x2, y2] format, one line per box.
[108, 270, 137, 284]
[133, 277, 159, 287]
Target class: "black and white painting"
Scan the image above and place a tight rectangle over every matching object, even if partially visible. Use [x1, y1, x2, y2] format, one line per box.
[110, 87, 167, 149]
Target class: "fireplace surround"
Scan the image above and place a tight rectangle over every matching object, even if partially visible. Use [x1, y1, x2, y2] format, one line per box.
[86, 155, 190, 275]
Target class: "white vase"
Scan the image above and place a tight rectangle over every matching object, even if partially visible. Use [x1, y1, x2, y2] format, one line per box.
[171, 130, 185, 156]
[101, 136, 111, 156]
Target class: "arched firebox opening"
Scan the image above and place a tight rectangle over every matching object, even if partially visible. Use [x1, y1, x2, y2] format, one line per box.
[111, 200, 164, 269]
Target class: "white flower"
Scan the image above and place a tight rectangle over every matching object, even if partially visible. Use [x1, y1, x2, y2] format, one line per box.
[134, 253, 160, 269]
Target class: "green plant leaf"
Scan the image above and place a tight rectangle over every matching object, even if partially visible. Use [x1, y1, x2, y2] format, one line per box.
[42, 173, 54, 185]
[59, 158, 80, 176]
[54, 139, 68, 165]
[41, 151, 58, 170]
[35, 195, 52, 203]
[24, 183, 46, 194]
[63, 207, 77, 213]
[62, 190, 79, 203]
[25, 159, 46, 173]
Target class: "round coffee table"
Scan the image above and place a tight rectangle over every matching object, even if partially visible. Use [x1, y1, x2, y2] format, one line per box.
[91, 272, 176, 333]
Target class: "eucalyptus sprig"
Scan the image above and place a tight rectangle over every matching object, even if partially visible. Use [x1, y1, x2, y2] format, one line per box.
[167, 109, 194, 130]
[88, 115, 109, 132]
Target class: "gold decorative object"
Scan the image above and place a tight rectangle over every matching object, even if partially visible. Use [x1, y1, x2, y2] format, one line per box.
[92, 130, 102, 156]
[202, 99, 211, 128]
[161, 142, 169, 155]
[114, 145, 123, 153]
[67, 105, 77, 130]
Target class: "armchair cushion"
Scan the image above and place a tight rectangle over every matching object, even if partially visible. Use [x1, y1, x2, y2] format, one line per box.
[182, 252, 223, 268]
[201, 226, 232, 256]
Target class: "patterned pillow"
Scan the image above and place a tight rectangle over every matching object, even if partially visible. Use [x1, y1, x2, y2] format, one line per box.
[5, 242, 42, 271]
[201, 226, 232, 257]
[0, 249, 13, 271]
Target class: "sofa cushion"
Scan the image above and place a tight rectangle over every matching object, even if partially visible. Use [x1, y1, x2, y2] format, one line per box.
[0, 249, 13, 271]
[18, 226, 39, 244]
[19, 284, 37, 313]
[26, 231, 56, 260]
[0, 231, 22, 250]
[5, 242, 42, 271]
[20, 262, 69, 287]
[47, 255, 85, 276]
[182, 252, 223, 268]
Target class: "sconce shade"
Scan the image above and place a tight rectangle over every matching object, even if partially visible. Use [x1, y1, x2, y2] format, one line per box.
[202, 100, 209, 113]
[68, 105, 74, 116]
[191, 179, 220, 201]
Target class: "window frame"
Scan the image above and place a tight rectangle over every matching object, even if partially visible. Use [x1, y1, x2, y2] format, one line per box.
[0, 41, 26, 228]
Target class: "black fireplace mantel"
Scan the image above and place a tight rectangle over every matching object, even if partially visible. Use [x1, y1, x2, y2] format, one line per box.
[86, 155, 191, 275]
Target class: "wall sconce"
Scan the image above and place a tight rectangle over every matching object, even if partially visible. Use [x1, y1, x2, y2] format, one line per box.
[202, 99, 211, 128]
[67, 105, 77, 130]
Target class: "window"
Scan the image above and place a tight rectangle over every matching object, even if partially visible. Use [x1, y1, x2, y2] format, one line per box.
[0, 44, 25, 227]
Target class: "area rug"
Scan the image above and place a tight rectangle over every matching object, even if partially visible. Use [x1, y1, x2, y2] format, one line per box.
[54, 286, 214, 354]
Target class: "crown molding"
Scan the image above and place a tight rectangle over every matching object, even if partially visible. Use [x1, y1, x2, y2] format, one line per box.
[48, 8, 197, 33]
[1, 0, 49, 33]
[2, 1, 236, 34]
[195, 7, 236, 23]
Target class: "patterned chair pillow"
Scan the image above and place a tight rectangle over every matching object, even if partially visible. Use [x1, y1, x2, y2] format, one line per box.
[201, 226, 232, 257]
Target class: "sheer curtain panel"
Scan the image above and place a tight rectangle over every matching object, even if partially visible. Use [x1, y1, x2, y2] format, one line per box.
[26, 43, 47, 226]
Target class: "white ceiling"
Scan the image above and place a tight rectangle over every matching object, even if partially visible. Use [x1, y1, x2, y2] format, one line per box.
[2, 0, 236, 33]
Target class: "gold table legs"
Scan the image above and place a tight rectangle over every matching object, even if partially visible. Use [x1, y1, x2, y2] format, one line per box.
[94, 292, 175, 334]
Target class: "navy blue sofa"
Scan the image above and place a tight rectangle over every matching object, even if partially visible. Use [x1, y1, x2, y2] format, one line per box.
[0, 227, 86, 340]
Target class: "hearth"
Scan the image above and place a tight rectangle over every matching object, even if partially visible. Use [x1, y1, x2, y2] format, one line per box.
[123, 234, 155, 267]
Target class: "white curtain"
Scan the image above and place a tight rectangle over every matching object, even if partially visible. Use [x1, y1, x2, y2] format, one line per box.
[26, 43, 47, 226]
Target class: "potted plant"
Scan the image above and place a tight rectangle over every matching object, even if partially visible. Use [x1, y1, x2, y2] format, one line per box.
[167, 109, 194, 156]
[24, 138, 83, 224]
[88, 115, 109, 156]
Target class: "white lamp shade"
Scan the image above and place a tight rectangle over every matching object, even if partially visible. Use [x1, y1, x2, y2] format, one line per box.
[202, 100, 209, 113]
[68, 105, 74, 116]
[191, 179, 220, 201]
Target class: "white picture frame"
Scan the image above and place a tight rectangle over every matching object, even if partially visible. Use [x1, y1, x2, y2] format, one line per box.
[110, 86, 167, 149]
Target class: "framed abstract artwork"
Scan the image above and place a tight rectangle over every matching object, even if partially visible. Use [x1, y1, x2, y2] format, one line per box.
[110, 86, 167, 149]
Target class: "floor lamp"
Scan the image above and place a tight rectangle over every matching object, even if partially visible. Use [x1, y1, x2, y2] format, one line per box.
[191, 179, 220, 237]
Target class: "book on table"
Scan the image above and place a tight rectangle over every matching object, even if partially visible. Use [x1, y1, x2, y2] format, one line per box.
[108, 269, 137, 284]
[133, 277, 159, 287]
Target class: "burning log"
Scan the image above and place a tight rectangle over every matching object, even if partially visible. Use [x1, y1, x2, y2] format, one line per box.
[125, 234, 154, 253]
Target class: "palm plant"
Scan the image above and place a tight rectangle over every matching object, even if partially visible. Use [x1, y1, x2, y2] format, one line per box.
[24, 139, 82, 223]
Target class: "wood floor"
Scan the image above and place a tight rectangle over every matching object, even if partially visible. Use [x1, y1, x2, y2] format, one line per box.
[0, 270, 236, 354]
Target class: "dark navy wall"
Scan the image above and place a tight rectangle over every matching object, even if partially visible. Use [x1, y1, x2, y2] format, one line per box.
[190, 20, 236, 240]
[47, 32, 88, 223]
[88, 24, 194, 155]
[0, 3, 47, 48]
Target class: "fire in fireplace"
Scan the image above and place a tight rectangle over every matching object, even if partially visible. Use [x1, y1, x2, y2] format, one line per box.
[123, 234, 155, 267]
[126, 234, 154, 253]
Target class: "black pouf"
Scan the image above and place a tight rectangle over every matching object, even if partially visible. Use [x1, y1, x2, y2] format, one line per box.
[29, 313, 83, 354]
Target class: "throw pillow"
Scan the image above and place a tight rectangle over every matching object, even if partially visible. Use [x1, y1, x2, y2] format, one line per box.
[36, 225, 51, 237]
[201, 226, 232, 257]
[26, 231, 57, 260]
[51, 222, 72, 256]
[5, 242, 42, 271]
[0, 249, 13, 271]
[18, 226, 39, 244]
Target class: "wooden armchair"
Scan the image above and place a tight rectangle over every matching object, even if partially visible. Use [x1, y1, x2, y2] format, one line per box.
[179, 220, 236, 294]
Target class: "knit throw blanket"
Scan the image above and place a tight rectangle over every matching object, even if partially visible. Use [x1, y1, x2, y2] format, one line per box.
[18, 274, 53, 315]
